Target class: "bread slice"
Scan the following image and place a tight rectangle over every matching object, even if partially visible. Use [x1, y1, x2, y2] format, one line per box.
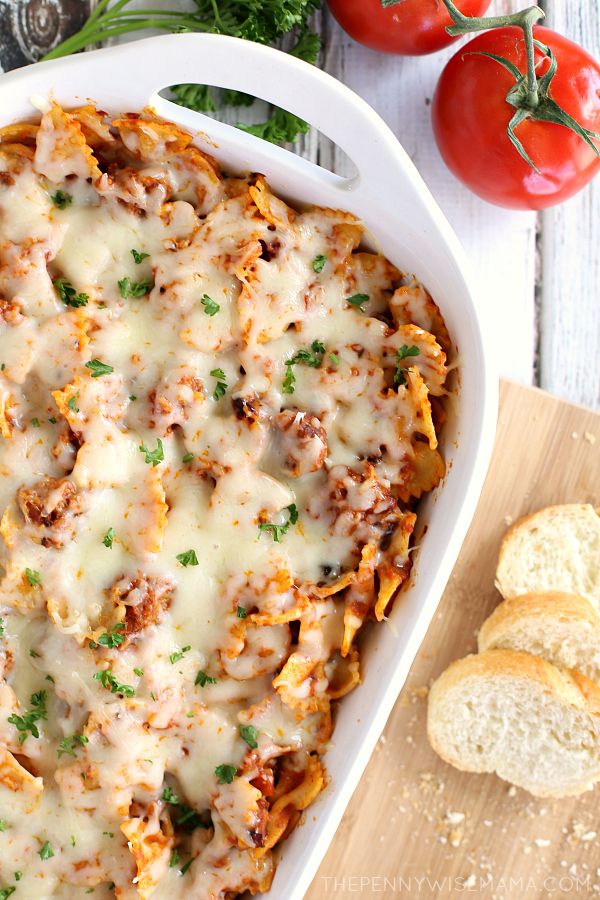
[427, 649, 600, 797]
[495, 504, 600, 609]
[478, 592, 600, 682]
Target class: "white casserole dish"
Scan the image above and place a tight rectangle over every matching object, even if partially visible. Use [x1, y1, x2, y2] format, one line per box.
[0, 33, 497, 899]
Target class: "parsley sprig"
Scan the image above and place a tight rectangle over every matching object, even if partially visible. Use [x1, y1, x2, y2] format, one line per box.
[85, 358, 114, 378]
[210, 368, 227, 401]
[394, 344, 420, 387]
[139, 438, 164, 466]
[201, 294, 220, 316]
[57, 733, 89, 758]
[93, 669, 135, 697]
[258, 503, 298, 542]
[131, 248, 150, 264]
[54, 278, 89, 308]
[8, 690, 47, 744]
[50, 190, 72, 209]
[282, 340, 326, 394]
[215, 763, 237, 785]
[41, 1, 320, 147]
[176, 549, 199, 568]
[118, 277, 152, 299]
[346, 293, 369, 313]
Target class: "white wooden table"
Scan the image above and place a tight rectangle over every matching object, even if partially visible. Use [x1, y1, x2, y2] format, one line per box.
[1, 0, 598, 408]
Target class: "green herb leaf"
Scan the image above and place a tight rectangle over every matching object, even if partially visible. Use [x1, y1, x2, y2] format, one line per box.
[0, 888, 16, 899]
[139, 438, 164, 467]
[31, 417, 41, 427]
[312, 254, 327, 273]
[131, 249, 150, 264]
[134, 667, 144, 677]
[258, 503, 298, 542]
[169, 645, 191, 665]
[0, 820, 7, 831]
[38, 841, 54, 860]
[169, 849, 180, 868]
[118, 277, 152, 299]
[346, 293, 369, 313]
[93, 669, 135, 697]
[54, 278, 88, 308]
[30, 649, 40, 658]
[236, 606, 247, 619]
[215, 763, 237, 785]
[239, 724, 258, 749]
[201, 294, 220, 316]
[102, 527, 114, 549]
[329, 352, 340, 366]
[210, 368, 227, 401]
[14, 871, 22, 882]
[96, 623, 126, 649]
[394, 344, 420, 387]
[182, 452, 194, 463]
[67, 393, 80, 413]
[179, 857, 195, 876]
[57, 733, 89, 758]
[85, 359, 114, 378]
[25, 568, 42, 587]
[162, 786, 180, 804]
[282, 363, 296, 395]
[195, 670, 217, 687]
[8, 690, 47, 743]
[0, 618, 4, 637]
[49, 416, 57, 424]
[51, 190, 72, 209]
[176, 549, 198, 568]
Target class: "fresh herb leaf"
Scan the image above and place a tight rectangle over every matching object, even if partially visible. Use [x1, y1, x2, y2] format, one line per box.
[54, 278, 89, 308]
[201, 294, 220, 316]
[169, 645, 191, 665]
[118, 277, 152, 299]
[312, 254, 327, 273]
[171, 84, 216, 113]
[0, 618, 4, 637]
[215, 764, 236, 785]
[0, 888, 16, 899]
[96, 623, 126, 649]
[102, 527, 114, 549]
[210, 368, 227, 401]
[67, 393, 80, 413]
[282, 339, 327, 393]
[162, 786, 180, 805]
[131, 249, 150, 264]
[394, 344, 420, 387]
[49, 416, 57, 424]
[239, 724, 258, 749]
[282, 363, 296, 395]
[195, 670, 217, 687]
[139, 438, 164, 466]
[236, 606, 247, 619]
[51, 190, 72, 209]
[14, 872, 22, 881]
[134, 667, 144, 677]
[8, 690, 47, 743]
[29, 649, 40, 658]
[93, 669, 135, 697]
[238, 108, 309, 145]
[57, 733, 89, 758]
[329, 352, 340, 366]
[176, 549, 198, 568]
[85, 359, 114, 378]
[169, 849, 180, 868]
[25, 568, 42, 587]
[129, 394, 137, 402]
[38, 841, 54, 860]
[182, 452, 194, 463]
[258, 503, 298, 542]
[31, 417, 41, 427]
[0, 820, 7, 831]
[346, 293, 369, 313]
[179, 857, 194, 876]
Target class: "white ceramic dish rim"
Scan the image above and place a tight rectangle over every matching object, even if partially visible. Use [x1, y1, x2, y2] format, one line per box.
[0, 34, 498, 900]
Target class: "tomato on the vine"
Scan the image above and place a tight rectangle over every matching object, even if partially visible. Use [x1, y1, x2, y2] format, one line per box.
[432, 26, 600, 209]
[326, 0, 492, 56]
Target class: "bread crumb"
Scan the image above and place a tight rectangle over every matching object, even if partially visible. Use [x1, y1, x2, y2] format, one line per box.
[507, 785, 517, 797]
[449, 828, 464, 847]
[584, 432, 596, 444]
[572, 431, 578, 439]
[503, 514, 514, 526]
[582, 831, 597, 842]
[534, 838, 551, 847]
[446, 811, 465, 825]
[464, 875, 477, 888]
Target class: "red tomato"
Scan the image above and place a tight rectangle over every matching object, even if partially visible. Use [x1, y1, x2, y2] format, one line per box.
[432, 26, 600, 209]
[326, 0, 492, 56]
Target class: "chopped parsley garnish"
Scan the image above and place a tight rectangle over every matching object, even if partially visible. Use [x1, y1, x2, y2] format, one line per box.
[25, 568, 42, 587]
[129, 394, 137, 402]
[182, 452, 194, 463]
[312, 254, 327, 273]
[239, 724, 258, 749]
[195, 670, 217, 687]
[134, 667, 144, 677]
[162, 786, 180, 804]
[215, 764, 236, 785]
[49, 416, 57, 424]
[210, 368, 227, 401]
[29, 649, 40, 658]
[176, 549, 198, 568]
[131, 248, 150, 264]
[0, 363, 4, 371]
[236, 606, 247, 619]
[394, 344, 420, 387]
[57, 733, 89, 758]
[8, 690, 47, 743]
[38, 841, 54, 860]
[85, 358, 114, 378]
[102, 527, 114, 549]
[67, 393, 80, 413]
[150, 692, 157, 701]
[0, 888, 16, 899]
[201, 294, 220, 316]
[45, 674, 55, 684]
[31, 417, 41, 427]
[169, 849, 180, 868]
[54, 278, 89, 308]
[346, 292, 369, 313]
[14, 871, 22, 881]
[0, 618, 4, 637]
[162, 787, 207, 832]
[93, 669, 135, 697]
[96, 623, 126, 649]
[50, 190, 72, 209]
[0, 820, 7, 831]
[329, 352, 340, 366]
[169, 645, 191, 665]
[179, 858, 194, 876]
[118, 277, 152, 299]
[258, 503, 298, 543]
[282, 340, 326, 393]
[139, 438, 164, 466]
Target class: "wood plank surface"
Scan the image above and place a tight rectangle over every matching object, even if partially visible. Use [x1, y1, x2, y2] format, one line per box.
[307, 380, 600, 899]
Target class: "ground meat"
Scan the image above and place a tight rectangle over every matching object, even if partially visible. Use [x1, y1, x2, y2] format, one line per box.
[275, 409, 327, 477]
[249, 796, 269, 847]
[308, 462, 399, 544]
[232, 394, 262, 426]
[149, 372, 204, 433]
[17, 476, 85, 548]
[109, 572, 174, 639]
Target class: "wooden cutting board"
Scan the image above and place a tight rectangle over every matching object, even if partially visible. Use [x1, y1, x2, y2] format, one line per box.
[306, 380, 600, 899]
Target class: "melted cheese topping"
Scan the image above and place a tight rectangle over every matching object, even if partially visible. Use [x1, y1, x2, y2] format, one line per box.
[0, 105, 452, 899]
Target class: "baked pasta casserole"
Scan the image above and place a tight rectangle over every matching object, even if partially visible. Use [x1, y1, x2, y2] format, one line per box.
[0, 103, 451, 898]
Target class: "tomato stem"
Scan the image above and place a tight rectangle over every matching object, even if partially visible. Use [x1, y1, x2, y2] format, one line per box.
[442, 1, 545, 108]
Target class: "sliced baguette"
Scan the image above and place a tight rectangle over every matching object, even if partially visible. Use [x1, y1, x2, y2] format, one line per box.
[427, 649, 600, 798]
[478, 591, 600, 683]
[495, 504, 600, 609]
